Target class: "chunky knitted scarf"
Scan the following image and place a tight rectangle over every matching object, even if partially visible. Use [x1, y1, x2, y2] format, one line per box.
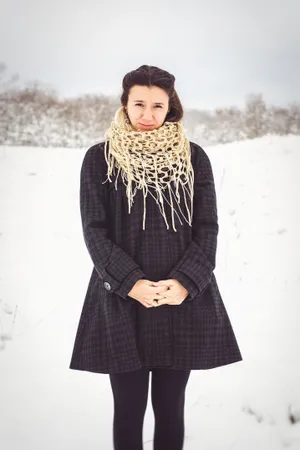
[103, 106, 194, 232]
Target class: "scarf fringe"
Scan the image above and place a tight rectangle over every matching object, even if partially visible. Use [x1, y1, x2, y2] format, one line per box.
[103, 107, 194, 232]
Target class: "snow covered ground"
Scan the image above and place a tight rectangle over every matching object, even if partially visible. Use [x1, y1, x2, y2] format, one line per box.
[0, 135, 299, 449]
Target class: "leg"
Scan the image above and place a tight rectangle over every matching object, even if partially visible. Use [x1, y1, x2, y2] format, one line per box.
[109, 368, 150, 450]
[151, 368, 191, 450]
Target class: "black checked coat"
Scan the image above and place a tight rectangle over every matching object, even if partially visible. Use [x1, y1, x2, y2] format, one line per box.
[69, 141, 242, 374]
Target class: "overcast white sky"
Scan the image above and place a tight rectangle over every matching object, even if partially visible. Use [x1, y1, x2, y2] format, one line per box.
[1, 0, 300, 110]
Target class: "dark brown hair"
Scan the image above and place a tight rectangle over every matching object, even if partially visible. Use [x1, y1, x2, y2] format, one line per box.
[120, 65, 184, 122]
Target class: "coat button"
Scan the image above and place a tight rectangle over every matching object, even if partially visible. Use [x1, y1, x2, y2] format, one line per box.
[103, 281, 111, 291]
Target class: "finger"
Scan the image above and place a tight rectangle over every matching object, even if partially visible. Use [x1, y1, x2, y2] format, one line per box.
[144, 293, 165, 301]
[153, 279, 175, 285]
[153, 294, 168, 301]
[137, 298, 154, 307]
[142, 280, 153, 286]
[157, 297, 181, 306]
[144, 292, 167, 301]
[152, 300, 165, 307]
[151, 280, 171, 288]
[142, 301, 154, 308]
[156, 300, 172, 306]
[158, 291, 172, 298]
[148, 285, 169, 293]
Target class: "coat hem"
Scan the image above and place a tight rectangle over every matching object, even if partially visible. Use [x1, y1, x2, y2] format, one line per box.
[69, 356, 243, 375]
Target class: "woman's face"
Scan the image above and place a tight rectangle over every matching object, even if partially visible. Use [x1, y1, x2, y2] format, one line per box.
[125, 85, 170, 131]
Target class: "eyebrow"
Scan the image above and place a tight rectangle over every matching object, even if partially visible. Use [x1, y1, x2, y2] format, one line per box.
[133, 100, 165, 105]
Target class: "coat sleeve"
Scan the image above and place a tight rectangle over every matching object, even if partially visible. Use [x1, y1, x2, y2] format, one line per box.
[167, 144, 219, 300]
[80, 144, 147, 300]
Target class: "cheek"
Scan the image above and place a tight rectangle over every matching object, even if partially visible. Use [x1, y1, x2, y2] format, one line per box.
[157, 111, 167, 122]
[128, 110, 139, 121]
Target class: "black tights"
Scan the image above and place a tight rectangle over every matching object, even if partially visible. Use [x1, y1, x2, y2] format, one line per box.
[109, 367, 191, 450]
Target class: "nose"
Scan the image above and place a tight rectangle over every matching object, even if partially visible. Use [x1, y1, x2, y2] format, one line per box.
[141, 108, 153, 122]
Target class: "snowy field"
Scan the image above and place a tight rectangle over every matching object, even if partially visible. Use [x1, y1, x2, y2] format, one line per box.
[0, 135, 300, 449]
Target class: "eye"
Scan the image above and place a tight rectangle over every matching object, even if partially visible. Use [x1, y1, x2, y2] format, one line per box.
[134, 103, 163, 108]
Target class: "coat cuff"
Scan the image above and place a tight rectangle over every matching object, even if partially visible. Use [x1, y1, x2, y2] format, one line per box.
[116, 268, 146, 300]
[102, 267, 146, 300]
[168, 240, 214, 300]
[172, 271, 199, 301]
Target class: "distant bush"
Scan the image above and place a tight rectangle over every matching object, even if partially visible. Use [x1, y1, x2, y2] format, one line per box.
[189, 94, 300, 145]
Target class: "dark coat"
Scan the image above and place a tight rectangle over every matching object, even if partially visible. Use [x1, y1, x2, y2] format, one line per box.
[69, 141, 242, 374]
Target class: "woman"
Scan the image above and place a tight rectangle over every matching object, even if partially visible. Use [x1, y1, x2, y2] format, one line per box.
[69, 65, 242, 450]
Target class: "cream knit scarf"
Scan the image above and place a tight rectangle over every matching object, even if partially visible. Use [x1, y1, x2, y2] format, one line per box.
[103, 106, 194, 232]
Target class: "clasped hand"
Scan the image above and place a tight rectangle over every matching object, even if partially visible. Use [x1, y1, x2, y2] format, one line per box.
[128, 279, 189, 308]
